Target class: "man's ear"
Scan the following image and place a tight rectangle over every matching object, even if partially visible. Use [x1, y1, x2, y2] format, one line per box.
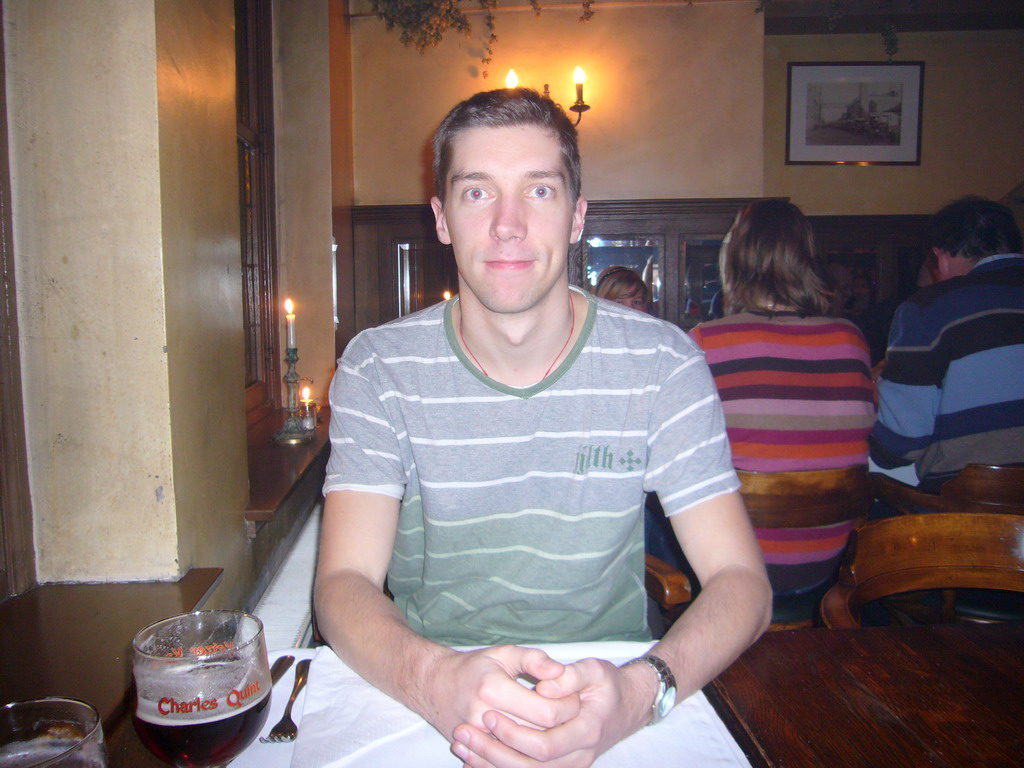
[431, 196, 452, 245]
[933, 246, 972, 280]
[570, 195, 588, 245]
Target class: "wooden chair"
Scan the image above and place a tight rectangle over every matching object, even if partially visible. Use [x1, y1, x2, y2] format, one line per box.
[872, 464, 1024, 516]
[739, 466, 873, 629]
[871, 465, 1024, 622]
[739, 466, 873, 528]
[644, 466, 873, 630]
[645, 553, 692, 631]
[820, 513, 1024, 628]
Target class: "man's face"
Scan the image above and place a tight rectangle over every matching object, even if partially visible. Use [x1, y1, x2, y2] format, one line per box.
[431, 124, 587, 316]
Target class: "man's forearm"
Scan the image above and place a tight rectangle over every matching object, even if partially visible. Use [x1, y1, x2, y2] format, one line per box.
[648, 563, 771, 702]
[313, 568, 453, 720]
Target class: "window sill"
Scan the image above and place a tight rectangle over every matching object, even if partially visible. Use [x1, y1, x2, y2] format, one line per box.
[245, 409, 330, 539]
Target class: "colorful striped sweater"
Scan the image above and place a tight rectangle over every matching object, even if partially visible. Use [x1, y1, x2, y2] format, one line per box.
[691, 311, 877, 594]
[690, 312, 877, 472]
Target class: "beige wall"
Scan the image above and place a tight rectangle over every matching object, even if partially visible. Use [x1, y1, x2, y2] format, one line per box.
[155, 0, 250, 590]
[275, 0, 336, 403]
[6, 0, 335, 607]
[7, 0, 180, 581]
[765, 30, 1024, 215]
[350, 3, 1024, 217]
[350, 1, 765, 205]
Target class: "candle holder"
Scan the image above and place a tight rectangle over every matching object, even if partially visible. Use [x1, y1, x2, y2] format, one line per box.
[299, 399, 318, 431]
[273, 348, 315, 444]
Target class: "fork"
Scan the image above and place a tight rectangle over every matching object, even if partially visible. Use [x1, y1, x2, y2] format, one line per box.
[260, 658, 311, 743]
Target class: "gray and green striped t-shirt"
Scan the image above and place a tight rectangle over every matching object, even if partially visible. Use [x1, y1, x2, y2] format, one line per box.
[324, 288, 737, 646]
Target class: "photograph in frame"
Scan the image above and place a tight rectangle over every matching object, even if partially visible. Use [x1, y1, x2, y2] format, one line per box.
[786, 62, 924, 165]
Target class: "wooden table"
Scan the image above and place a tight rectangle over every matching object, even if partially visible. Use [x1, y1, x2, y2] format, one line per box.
[106, 624, 1024, 767]
[0, 568, 222, 733]
[707, 623, 1024, 768]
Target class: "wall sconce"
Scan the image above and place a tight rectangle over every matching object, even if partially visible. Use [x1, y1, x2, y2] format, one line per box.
[569, 66, 590, 126]
[505, 66, 591, 125]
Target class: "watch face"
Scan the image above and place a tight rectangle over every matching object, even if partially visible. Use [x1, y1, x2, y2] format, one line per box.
[657, 686, 677, 720]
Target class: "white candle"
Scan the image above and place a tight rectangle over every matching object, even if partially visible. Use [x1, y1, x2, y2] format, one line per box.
[284, 298, 296, 348]
[573, 66, 586, 104]
[300, 386, 316, 430]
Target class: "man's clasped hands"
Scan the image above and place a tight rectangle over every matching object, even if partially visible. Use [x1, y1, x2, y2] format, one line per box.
[420, 644, 652, 768]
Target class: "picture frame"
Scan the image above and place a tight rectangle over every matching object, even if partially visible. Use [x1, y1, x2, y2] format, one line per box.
[786, 61, 924, 165]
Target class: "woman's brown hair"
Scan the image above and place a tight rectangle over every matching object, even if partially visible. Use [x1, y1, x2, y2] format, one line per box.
[594, 265, 649, 304]
[720, 199, 834, 316]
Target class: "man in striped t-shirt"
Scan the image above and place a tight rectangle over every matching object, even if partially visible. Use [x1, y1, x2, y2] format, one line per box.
[315, 88, 770, 767]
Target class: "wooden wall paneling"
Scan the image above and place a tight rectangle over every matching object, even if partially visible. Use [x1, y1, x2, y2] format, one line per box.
[808, 214, 929, 303]
[352, 221, 382, 334]
[0, 1, 34, 599]
[582, 199, 762, 327]
[348, 202, 928, 334]
[333, 206, 357, 356]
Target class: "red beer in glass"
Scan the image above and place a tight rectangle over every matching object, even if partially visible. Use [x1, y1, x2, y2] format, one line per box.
[131, 611, 271, 767]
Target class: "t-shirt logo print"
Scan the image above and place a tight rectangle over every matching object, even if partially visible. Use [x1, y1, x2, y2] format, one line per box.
[574, 445, 642, 474]
[619, 450, 643, 470]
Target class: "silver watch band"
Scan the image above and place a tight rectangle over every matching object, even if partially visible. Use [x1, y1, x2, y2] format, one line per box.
[623, 653, 677, 726]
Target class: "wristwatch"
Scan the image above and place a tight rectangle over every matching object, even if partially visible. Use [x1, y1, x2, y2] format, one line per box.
[623, 654, 677, 725]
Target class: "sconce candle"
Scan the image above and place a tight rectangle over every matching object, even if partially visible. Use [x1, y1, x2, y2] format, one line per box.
[284, 298, 297, 348]
[569, 66, 591, 125]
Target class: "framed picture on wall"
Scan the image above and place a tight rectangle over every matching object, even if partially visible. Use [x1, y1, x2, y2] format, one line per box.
[786, 61, 924, 165]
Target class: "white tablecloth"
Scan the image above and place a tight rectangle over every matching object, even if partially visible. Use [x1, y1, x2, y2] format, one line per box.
[231, 649, 316, 768]
[869, 457, 918, 485]
[284, 642, 752, 768]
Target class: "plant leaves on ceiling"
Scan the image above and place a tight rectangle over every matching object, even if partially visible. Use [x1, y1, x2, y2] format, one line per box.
[370, 0, 595, 74]
[372, 0, 912, 72]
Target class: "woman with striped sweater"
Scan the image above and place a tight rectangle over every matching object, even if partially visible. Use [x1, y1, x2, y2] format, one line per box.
[690, 200, 876, 595]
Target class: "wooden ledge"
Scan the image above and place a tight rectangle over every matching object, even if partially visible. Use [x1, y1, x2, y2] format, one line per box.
[245, 409, 330, 538]
[0, 568, 222, 730]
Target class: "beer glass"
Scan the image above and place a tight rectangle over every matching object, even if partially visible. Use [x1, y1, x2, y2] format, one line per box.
[0, 697, 107, 767]
[131, 611, 271, 767]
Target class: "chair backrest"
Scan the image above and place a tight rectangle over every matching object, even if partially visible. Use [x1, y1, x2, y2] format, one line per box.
[943, 464, 1024, 512]
[820, 513, 1024, 628]
[873, 464, 1024, 516]
[737, 465, 874, 528]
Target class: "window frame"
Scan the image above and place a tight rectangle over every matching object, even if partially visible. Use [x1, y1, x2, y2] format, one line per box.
[236, 0, 280, 427]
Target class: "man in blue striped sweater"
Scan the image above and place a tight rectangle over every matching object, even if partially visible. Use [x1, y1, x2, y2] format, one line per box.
[870, 196, 1024, 491]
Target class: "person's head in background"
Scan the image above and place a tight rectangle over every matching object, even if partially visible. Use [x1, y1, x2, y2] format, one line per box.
[720, 199, 833, 317]
[926, 196, 1023, 280]
[594, 265, 650, 312]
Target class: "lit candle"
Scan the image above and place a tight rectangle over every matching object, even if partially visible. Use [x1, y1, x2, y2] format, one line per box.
[505, 68, 519, 89]
[284, 298, 296, 348]
[300, 386, 316, 430]
[573, 66, 586, 105]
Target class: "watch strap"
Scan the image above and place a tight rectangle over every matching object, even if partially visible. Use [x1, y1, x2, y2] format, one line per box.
[623, 653, 677, 726]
